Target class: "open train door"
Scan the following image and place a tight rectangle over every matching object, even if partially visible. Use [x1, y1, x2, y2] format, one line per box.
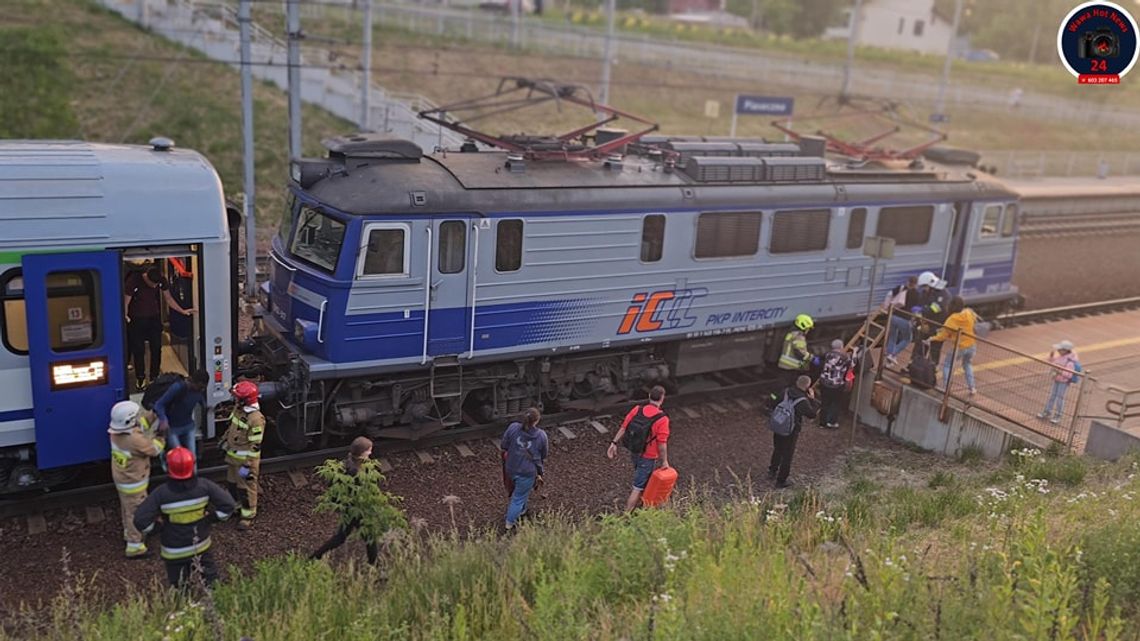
[23, 251, 126, 468]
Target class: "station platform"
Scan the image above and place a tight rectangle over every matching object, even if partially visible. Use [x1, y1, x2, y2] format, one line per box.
[881, 308, 1140, 453]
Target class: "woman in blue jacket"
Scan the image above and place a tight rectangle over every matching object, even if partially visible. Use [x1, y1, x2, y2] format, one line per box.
[500, 408, 547, 531]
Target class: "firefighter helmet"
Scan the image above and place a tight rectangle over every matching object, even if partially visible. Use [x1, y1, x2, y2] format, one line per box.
[108, 400, 141, 433]
[794, 314, 815, 331]
[917, 271, 947, 290]
[166, 447, 196, 480]
[231, 380, 260, 406]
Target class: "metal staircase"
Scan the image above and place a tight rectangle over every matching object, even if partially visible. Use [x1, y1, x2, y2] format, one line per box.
[96, 0, 464, 152]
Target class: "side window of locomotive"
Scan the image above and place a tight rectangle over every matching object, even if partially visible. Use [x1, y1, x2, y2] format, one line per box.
[1, 269, 28, 354]
[846, 208, 867, 249]
[279, 194, 297, 244]
[361, 227, 407, 277]
[770, 209, 830, 254]
[640, 215, 665, 263]
[290, 207, 346, 273]
[438, 221, 466, 274]
[496, 219, 524, 272]
[876, 205, 933, 246]
[979, 205, 1002, 239]
[694, 212, 761, 259]
[45, 271, 101, 352]
[1001, 204, 1018, 237]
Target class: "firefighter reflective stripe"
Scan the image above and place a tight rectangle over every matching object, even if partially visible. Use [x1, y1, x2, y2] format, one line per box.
[160, 537, 211, 560]
[225, 450, 260, 462]
[247, 423, 264, 445]
[125, 541, 148, 556]
[778, 331, 809, 370]
[161, 496, 209, 525]
[110, 441, 132, 468]
[240, 507, 256, 519]
[150, 438, 164, 454]
[116, 478, 149, 495]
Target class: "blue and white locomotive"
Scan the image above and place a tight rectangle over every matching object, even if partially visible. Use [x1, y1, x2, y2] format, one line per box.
[0, 132, 1021, 490]
[256, 133, 1020, 446]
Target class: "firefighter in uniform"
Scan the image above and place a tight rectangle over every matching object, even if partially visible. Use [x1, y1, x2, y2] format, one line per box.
[222, 380, 265, 529]
[771, 314, 815, 404]
[108, 400, 165, 558]
[134, 447, 235, 587]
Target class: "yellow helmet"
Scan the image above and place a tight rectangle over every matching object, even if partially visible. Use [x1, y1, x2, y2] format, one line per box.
[794, 314, 814, 331]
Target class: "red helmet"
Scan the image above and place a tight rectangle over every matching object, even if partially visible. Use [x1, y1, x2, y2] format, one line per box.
[166, 447, 195, 480]
[232, 380, 259, 405]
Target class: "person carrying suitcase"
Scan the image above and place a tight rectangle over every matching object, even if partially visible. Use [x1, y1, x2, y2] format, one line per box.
[607, 386, 671, 512]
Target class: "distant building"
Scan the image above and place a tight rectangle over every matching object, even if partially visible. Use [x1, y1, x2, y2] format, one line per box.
[823, 0, 956, 56]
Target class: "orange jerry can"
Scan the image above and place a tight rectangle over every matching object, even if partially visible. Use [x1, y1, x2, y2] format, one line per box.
[641, 467, 678, 507]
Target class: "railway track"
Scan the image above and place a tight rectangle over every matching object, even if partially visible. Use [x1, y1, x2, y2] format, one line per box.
[998, 295, 1140, 328]
[1018, 212, 1140, 237]
[0, 372, 768, 522]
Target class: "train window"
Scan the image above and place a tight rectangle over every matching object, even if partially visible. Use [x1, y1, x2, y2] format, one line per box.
[45, 271, 101, 353]
[695, 212, 761, 259]
[1, 269, 27, 354]
[290, 206, 346, 273]
[876, 205, 933, 246]
[360, 226, 407, 277]
[496, 219, 524, 272]
[438, 221, 466, 274]
[980, 205, 1002, 238]
[770, 209, 830, 254]
[1001, 204, 1018, 237]
[641, 215, 665, 262]
[846, 207, 867, 249]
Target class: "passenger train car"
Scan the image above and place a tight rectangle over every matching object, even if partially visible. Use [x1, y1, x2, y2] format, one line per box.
[0, 134, 1021, 491]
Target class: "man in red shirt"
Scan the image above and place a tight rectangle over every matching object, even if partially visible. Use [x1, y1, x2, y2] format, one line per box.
[607, 385, 670, 512]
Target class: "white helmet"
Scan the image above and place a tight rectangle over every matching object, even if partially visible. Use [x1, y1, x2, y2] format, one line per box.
[917, 271, 947, 290]
[108, 401, 141, 433]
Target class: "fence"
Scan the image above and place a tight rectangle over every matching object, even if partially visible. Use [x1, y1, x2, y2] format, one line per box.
[977, 150, 1140, 178]
[876, 307, 1093, 451]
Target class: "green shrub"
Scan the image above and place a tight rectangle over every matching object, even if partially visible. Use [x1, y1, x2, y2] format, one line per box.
[1081, 519, 1140, 614]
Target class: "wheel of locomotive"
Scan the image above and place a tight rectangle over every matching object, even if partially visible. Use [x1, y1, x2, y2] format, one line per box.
[271, 408, 312, 453]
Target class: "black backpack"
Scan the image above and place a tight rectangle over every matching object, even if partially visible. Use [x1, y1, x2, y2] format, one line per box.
[141, 372, 186, 410]
[621, 405, 666, 455]
[907, 345, 936, 390]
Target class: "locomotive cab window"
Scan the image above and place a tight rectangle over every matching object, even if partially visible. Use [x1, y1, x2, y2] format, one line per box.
[438, 221, 467, 274]
[1001, 204, 1018, 237]
[496, 219, 524, 272]
[358, 224, 408, 277]
[980, 205, 1002, 239]
[641, 215, 665, 263]
[695, 212, 761, 259]
[290, 206, 346, 273]
[846, 207, 867, 249]
[876, 205, 934, 246]
[770, 209, 830, 254]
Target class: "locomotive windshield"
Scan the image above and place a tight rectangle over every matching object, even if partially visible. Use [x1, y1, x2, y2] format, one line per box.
[279, 194, 297, 244]
[289, 206, 345, 273]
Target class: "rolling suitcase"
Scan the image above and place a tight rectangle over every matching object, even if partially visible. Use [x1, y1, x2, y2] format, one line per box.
[641, 466, 678, 507]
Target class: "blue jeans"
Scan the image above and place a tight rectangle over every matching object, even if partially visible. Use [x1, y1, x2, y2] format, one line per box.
[631, 453, 656, 491]
[505, 474, 536, 526]
[1043, 381, 1071, 418]
[942, 345, 977, 391]
[886, 315, 912, 358]
[162, 423, 198, 472]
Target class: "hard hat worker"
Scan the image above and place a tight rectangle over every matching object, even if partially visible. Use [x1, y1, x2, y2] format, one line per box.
[771, 314, 815, 404]
[108, 400, 165, 558]
[133, 447, 236, 588]
[222, 380, 267, 530]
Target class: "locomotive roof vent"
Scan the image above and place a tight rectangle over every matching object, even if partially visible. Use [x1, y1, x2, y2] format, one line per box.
[322, 133, 423, 163]
[684, 155, 827, 183]
[505, 154, 526, 173]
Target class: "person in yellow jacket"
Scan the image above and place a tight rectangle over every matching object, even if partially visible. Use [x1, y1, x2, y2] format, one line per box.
[927, 296, 978, 395]
[222, 380, 266, 530]
[771, 314, 815, 404]
[108, 400, 165, 558]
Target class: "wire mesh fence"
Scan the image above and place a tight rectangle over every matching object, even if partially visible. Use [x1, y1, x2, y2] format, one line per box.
[878, 306, 1090, 450]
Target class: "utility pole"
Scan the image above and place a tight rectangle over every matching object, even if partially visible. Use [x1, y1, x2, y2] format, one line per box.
[934, 0, 964, 117]
[510, 0, 521, 49]
[599, 0, 616, 106]
[286, 0, 302, 160]
[239, 0, 257, 298]
[840, 0, 863, 98]
[361, 0, 373, 131]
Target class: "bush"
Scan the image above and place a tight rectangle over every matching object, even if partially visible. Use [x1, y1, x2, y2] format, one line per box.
[1081, 520, 1140, 613]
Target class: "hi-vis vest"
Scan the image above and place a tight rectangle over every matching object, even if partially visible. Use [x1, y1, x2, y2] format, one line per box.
[223, 408, 265, 464]
[778, 330, 810, 371]
[109, 417, 164, 495]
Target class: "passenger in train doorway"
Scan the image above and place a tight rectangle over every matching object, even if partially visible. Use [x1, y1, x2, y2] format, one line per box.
[153, 370, 209, 475]
[124, 266, 196, 391]
[500, 408, 548, 532]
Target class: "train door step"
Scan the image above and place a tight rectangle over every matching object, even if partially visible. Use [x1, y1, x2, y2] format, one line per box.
[430, 358, 463, 399]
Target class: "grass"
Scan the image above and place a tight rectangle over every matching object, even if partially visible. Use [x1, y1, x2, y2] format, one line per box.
[1, 0, 351, 240]
[8, 448, 1140, 640]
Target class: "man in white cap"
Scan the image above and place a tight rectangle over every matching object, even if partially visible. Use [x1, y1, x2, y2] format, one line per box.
[918, 271, 951, 367]
[108, 401, 165, 558]
[1039, 340, 1081, 425]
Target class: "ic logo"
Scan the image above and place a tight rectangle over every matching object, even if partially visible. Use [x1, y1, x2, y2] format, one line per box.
[617, 288, 708, 335]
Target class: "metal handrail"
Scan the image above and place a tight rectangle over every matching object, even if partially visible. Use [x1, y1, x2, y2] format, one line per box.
[1106, 385, 1140, 428]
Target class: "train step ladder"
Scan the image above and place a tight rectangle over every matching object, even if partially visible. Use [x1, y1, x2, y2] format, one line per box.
[430, 356, 464, 400]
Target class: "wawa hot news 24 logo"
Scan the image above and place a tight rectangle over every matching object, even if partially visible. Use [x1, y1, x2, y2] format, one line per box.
[1058, 1, 1140, 84]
